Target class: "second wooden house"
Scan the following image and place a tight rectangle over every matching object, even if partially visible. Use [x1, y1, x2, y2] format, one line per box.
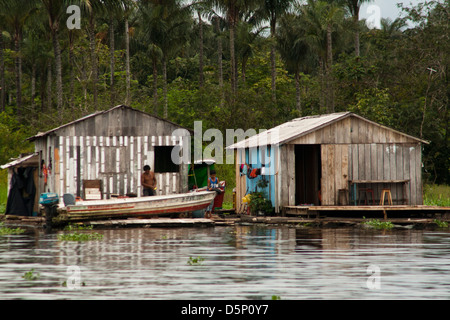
[27, 105, 192, 201]
[227, 112, 428, 214]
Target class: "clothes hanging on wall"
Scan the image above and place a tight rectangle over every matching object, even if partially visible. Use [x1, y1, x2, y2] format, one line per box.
[5, 167, 36, 216]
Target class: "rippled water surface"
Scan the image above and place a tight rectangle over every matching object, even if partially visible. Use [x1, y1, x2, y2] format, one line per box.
[0, 224, 449, 300]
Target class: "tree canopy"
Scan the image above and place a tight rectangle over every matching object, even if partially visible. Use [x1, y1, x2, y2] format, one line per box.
[0, 0, 448, 184]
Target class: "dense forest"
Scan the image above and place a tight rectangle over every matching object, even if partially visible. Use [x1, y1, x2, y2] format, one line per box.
[0, 0, 448, 185]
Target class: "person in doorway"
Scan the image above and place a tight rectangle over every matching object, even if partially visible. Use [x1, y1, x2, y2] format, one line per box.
[141, 165, 157, 196]
[205, 170, 222, 218]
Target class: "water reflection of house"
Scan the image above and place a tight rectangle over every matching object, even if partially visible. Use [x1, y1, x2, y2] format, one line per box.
[2, 105, 191, 216]
[227, 112, 428, 214]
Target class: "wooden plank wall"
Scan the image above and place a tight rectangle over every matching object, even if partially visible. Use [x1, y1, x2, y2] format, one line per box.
[279, 144, 296, 208]
[33, 107, 192, 199]
[321, 145, 349, 205]
[235, 149, 247, 213]
[286, 116, 424, 206]
[289, 117, 418, 145]
[53, 135, 187, 199]
[347, 143, 422, 205]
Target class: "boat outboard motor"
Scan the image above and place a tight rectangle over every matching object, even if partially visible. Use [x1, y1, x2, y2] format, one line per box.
[39, 193, 59, 230]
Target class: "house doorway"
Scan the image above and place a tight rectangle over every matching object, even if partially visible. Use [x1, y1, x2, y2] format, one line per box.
[295, 145, 321, 205]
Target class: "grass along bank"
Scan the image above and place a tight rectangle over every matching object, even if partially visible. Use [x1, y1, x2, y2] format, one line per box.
[423, 184, 450, 207]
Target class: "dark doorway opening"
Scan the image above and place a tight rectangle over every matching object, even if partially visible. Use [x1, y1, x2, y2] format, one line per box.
[295, 145, 321, 205]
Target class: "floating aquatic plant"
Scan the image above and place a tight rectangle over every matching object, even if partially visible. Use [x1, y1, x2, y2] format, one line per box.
[187, 256, 205, 266]
[362, 218, 394, 230]
[433, 219, 448, 228]
[0, 222, 25, 235]
[22, 269, 40, 281]
[58, 232, 104, 241]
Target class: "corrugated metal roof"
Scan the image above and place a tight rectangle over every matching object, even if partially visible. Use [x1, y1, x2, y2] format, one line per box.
[227, 112, 352, 149]
[226, 112, 428, 149]
[27, 105, 193, 141]
[1, 153, 39, 169]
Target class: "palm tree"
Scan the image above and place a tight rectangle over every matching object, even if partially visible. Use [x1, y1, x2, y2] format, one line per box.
[76, 0, 107, 107]
[277, 13, 310, 113]
[0, 5, 6, 111]
[301, 0, 344, 112]
[122, 0, 136, 106]
[340, 0, 372, 56]
[41, 0, 65, 113]
[380, 17, 406, 39]
[139, 0, 192, 118]
[2, 0, 36, 117]
[209, 0, 258, 98]
[235, 20, 266, 83]
[255, 0, 294, 103]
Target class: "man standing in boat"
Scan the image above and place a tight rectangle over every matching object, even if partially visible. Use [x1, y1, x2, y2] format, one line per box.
[141, 165, 157, 196]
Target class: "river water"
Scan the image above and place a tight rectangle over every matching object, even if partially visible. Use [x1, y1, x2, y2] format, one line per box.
[0, 224, 449, 300]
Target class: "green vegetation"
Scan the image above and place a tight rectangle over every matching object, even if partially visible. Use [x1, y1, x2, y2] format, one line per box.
[424, 185, 450, 207]
[362, 218, 394, 230]
[57, 232, 104, 241]
[187, 256, 205, 266]
[22, 269, 40, 281]
[0, 222, 25, 235]
[63, 223, 94, 231]
[433, 219, 449, 228]
[248, 179, 273, 215]
[271, 295, 281, 300]
[0, 0, 449, 204]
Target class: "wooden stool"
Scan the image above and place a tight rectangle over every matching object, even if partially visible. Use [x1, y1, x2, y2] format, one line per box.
[380, 189, 393, 205]
[359, 188, 374, 205]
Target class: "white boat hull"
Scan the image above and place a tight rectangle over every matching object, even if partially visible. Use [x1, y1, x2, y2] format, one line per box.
[58, 191, 216, 220]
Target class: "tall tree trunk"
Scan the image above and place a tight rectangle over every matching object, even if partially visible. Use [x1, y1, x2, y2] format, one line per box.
[319, 59, 325, 112]
[229, 11, 237, 100]
[68, 31, 75, 109]
[31, 63, 36, 111]
[52, 28, 63, 113]
[295, 71, 301, 114]
[354, 12, 360, 57]
[198, 11, 204, 88]
[216, 18, 224, 107]
[88, 15, 98, 106]
[326, 23, 334, 113]
[163, 58, 168, 118]
[270, 18, 277, 103]
[110, 17, 115, 107]
[125, 17, 131, 106]
[14, 32, 22, 117]
[40, 68, 46, 112]
[0, 30, 5, 112]
[152, 58, 158, 114]
[47, 60, 52, 111]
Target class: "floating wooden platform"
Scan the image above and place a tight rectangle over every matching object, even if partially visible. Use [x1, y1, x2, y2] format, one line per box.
[239, 215, 447, 228]
[284, 205, 450, 219]
[86, 218, 215, 229]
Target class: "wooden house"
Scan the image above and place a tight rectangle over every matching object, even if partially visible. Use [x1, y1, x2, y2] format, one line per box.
[227, 112, 429, 214]
[25, 105, 191, 201]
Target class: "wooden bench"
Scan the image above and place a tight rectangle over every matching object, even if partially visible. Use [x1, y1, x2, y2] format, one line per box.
[349, 180, 409, 206]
